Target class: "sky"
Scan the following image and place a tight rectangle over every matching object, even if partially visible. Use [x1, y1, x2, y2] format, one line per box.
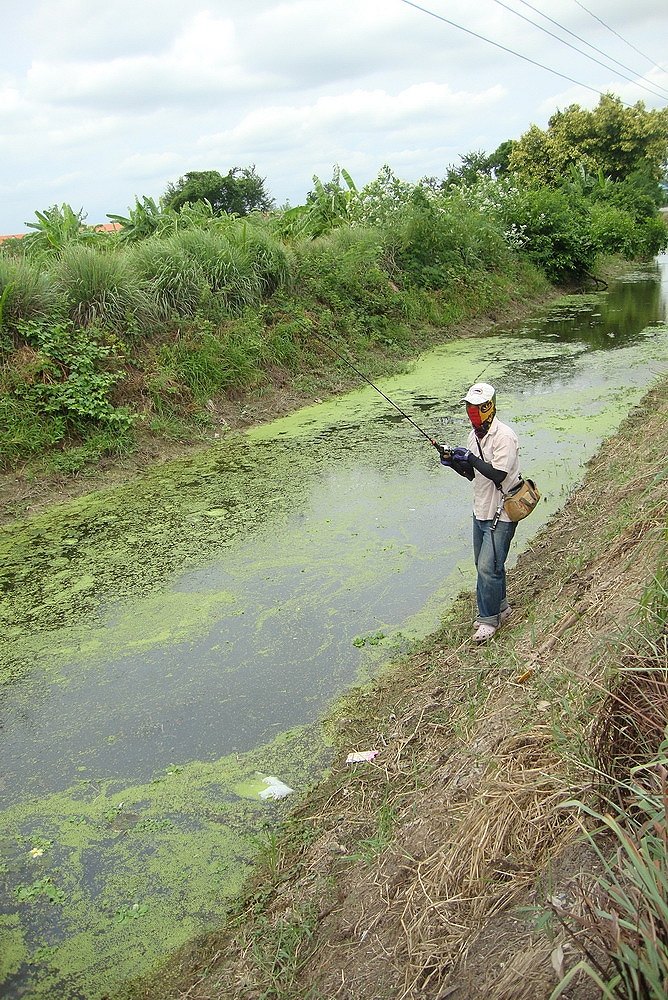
[1, 0, 667, 234]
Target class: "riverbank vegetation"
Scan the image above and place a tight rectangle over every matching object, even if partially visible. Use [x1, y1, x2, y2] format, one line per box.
[0, 94, 666, 495]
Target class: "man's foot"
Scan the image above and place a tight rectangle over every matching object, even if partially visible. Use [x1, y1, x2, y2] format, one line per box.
[473, 622, 498, 644]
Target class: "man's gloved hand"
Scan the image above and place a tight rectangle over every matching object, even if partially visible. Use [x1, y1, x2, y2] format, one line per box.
[452, 446, 472, 463]
[436, 444, 453, 466]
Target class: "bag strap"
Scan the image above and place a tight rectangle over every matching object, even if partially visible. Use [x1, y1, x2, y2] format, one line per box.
[475, 437, 522, 498]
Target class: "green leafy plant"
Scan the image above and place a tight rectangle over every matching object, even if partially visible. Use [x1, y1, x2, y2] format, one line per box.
[15, 877, 65, 905]
[115, 902, 148, 924]
[22, 204, 100, 261]
[17, 318, 134, 431]
[353, 631, 386, 648]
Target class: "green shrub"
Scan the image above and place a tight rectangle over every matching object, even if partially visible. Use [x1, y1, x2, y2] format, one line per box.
[390, 189, 510, 289]
[635, 215, 668, 257]
[501, 186, 596, 281]
[588, 203, 637, 257]
[16, 318, 133, 431]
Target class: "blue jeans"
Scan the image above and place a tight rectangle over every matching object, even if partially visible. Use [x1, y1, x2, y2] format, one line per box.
[472, 517, 517, 625]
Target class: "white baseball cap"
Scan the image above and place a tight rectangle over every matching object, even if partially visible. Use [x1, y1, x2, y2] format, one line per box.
[462, 382, 496, 404]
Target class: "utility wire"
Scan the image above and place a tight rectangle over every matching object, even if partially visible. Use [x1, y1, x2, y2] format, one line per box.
[493, 0, 668, 102]
[399, 0, 635, 107]
[513, 0, 668, 97]
[571, 0, 666, 76]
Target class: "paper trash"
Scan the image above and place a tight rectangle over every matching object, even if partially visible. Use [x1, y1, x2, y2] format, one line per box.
[258, 775, 294, 800]
[346, 750, 380, 764]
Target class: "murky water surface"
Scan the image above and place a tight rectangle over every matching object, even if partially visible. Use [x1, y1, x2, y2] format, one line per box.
[1, 258, 667, 996]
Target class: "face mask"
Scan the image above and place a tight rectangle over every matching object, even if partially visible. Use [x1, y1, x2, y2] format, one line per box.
[466, 403, 483, 429]
[466, 399, 495, 433]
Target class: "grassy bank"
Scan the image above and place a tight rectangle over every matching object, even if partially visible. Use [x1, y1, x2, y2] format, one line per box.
[132, 375, 668, 1000]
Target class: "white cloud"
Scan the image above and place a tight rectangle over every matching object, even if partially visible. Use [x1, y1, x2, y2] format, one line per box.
[117, 152, 183, 180]
[24, 9, 278, 113]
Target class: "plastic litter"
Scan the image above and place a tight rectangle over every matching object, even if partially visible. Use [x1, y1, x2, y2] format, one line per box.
[345, 750, 380, 764]
[258, 776, 294, 800]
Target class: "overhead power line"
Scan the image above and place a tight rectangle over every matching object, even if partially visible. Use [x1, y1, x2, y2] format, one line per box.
[514, 0, 668, 97]
[493, 0, 668, 102]
[399, 0, 635, 107]
[571, 0, 666, 76]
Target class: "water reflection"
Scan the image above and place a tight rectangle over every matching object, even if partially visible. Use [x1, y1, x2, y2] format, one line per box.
[516, 260, 664, 351]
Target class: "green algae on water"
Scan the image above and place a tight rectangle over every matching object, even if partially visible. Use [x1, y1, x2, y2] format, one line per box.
[0, 724, 332, 1000]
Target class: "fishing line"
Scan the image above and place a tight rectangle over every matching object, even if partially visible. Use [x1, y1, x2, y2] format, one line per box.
[311, 332, 448, 455]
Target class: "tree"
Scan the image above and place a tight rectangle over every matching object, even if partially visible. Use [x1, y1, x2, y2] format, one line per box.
[444, 150, 494, 187]
[487, 139, 515, 178]
[507, 123, 597, 187]
[552, 95, 668, 183]
[508, 94, 668, 189]
[162, 166, 274, 216]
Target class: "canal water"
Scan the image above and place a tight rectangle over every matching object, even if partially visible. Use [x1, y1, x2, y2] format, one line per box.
[1, 257, 667, 998]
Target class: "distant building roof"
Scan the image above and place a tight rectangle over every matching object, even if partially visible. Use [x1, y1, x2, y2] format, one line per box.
[0, 222, 122, 244]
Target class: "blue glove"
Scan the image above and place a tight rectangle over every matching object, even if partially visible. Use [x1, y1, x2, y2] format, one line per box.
[440, 453, 453, 468]
[452, 446, 472, 463]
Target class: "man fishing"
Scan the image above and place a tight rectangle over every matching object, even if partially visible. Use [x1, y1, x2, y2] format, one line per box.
[441, 383, 521, 644]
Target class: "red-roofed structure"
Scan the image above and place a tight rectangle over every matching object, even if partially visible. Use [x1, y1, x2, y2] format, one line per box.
[0, 222, 122, 244]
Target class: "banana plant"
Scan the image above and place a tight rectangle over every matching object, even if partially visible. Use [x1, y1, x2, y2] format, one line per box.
[275, 166, 359, 240]
[22, 204, 99, 260]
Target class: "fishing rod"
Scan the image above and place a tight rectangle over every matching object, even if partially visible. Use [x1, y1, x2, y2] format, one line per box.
[312, 333, 451, 458]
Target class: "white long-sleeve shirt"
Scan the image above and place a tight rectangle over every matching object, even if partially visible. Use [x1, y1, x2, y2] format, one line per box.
[466, 417, 521, 522]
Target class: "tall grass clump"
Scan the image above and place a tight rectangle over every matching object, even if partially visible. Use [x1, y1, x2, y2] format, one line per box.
[130, 235, 207, 320]
[53, 244, 154, 332]
[553, 740, 668, 1000]
[154, 315, 264, 406]
[170, 227, 262, 316]
[0, 257, 59, 334]
[225, 223, 293, 298]
[0, 389, 67, 466]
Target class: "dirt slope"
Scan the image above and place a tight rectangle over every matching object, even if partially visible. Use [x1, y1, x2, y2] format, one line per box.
[142, 377, 668, 1000]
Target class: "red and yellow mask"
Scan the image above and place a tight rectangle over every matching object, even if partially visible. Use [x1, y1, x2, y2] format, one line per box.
[466, 397, 496, 435]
